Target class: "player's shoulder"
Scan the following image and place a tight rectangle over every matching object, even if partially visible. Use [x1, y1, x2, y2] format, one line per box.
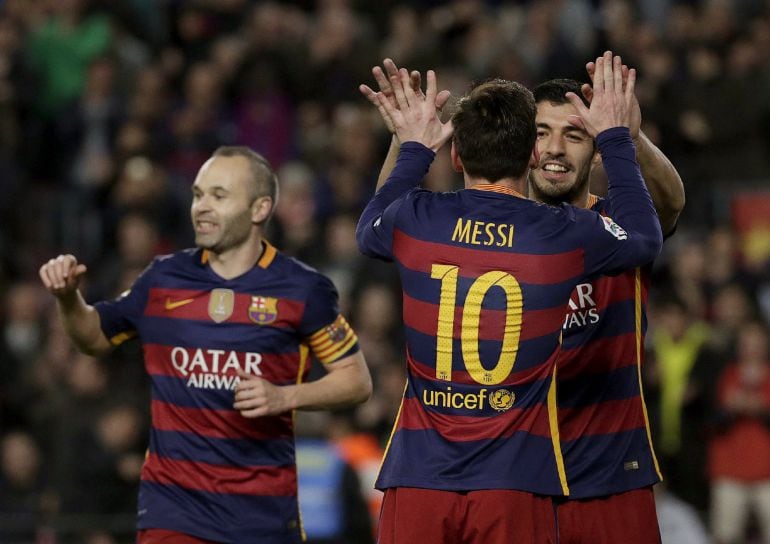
[269, 250, 334, 288]
[150, 248, 203, 270]
[534, 201, 582, 226]
[405, 187, 457, 204]
[392, 188, 467, 223]
[589, 195, 607, 214]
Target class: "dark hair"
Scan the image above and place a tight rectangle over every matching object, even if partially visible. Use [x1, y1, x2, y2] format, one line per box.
[451, 79, 536, 181]
[212, 146, 278, 205]
[533, 79, 589, 108]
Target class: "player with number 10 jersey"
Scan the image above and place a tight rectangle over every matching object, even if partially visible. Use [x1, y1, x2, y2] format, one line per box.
[358, 125, 662, 496]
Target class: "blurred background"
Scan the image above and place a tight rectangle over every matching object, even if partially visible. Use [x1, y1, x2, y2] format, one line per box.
[0, 0, 769, 542]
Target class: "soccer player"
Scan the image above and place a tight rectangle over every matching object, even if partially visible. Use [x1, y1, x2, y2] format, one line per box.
[38, 146, 372, 544]
[356, 52, 662, 543]
[532, 75, 683, 543]
[365, 59, 684, 543]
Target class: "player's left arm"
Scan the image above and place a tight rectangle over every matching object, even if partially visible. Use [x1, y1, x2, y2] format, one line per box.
[633, 130, 685, 235]
[234, 274, 372, 418]
[234, 351, 371, 417]
[584, 61, 685, 235]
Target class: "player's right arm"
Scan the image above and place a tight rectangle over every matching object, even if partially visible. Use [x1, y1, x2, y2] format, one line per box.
[359, 59, 451, 192]
[39, 254, 112, 356]
[584, 62, 685, 235]
[566, 52, 663, 272]
[356, 69, 453, 260]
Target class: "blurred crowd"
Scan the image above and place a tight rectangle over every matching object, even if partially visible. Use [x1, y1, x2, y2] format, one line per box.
[0, 0, 770, 542]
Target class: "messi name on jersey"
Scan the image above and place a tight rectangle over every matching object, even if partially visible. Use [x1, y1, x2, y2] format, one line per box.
[451, 218, 515, 248]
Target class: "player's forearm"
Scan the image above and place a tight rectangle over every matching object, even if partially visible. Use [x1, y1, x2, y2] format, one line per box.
[636, 131, 685, 235]
[375, 136, 400, 191]
[287, 353, 372, 411]
[600, 127, 663, 263]
[356, 142, 434, 258]
[56, 291, 112, 356]
[369, 141, 434, 209]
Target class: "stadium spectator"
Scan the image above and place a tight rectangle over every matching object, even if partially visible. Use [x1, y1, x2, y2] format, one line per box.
[708, 321, 770, 544]
[655, 483, 713, 544]
[0, 431, 51, 543]
[648, 295, 711, 509]
[295, 411, 374, 544]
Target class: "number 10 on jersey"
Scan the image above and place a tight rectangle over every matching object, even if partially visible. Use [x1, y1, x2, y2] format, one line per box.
[431, 264, 523, 385]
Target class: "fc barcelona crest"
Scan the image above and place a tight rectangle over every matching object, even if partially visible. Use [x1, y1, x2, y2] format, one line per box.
[208, 289, 234, 323]
[249, 296, 278, 325]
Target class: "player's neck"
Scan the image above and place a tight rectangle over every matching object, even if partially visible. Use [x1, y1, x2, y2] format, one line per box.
[529, 182, 592, 208]
[463, 172, 528, 196]
[207, 235, 265, 280]
[570, 190, 592, 209]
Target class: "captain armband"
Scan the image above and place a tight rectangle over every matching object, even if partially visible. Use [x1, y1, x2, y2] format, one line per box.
[307, 315, 359, 364]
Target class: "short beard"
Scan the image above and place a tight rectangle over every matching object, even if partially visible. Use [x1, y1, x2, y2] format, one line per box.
[529, 164, 592, 207]
[195, 211, 254, 255]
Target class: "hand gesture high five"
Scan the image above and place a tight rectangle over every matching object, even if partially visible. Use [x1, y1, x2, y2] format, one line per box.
[582, 60, 642, 139]
[566, 51, 637, 137]
[374, 68, 454, 153]
[359, 58, 451, 137]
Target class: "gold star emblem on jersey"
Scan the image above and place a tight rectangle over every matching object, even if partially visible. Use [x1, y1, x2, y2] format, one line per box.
[208, 288, 234, 323]
[489, 389, 515, 412]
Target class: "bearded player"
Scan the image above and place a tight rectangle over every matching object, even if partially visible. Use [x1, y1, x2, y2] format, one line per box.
[362, 58, 683, 543]
[531, 72, 683, 544]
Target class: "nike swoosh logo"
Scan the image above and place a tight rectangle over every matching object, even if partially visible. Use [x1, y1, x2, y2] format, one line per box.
[165, 297, 195, 310]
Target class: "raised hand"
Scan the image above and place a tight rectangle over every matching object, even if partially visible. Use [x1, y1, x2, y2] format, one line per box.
[39, 254, 88, 300]
[566, 51, 637, 137]
[583, 60, 641, 139]
[375, 68, 453, 152]
[359, 58, 451, 135]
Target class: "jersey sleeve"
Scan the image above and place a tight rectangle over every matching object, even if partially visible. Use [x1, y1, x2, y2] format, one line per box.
[578, 127, 664, 276]
[93, 259, 155, 346]
[299, 274, 360, 364]
[356, 142, 435, 261]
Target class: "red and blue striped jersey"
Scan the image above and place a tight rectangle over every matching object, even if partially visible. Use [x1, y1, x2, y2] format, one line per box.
[556, 195, 662, 498]
[94, 241, 359, 543]
[356, 129, 662, 496]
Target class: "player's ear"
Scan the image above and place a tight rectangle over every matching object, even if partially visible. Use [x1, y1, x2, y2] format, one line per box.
[591, 150, 602, 167]
[450, 142, 463, 172]
[529, 145, 540, 168]
[251, 196, 273, 225]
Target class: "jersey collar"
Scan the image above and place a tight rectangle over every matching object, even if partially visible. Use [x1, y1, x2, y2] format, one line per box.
[200, 239, 277, 269]
[470, 183, 527, 200]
